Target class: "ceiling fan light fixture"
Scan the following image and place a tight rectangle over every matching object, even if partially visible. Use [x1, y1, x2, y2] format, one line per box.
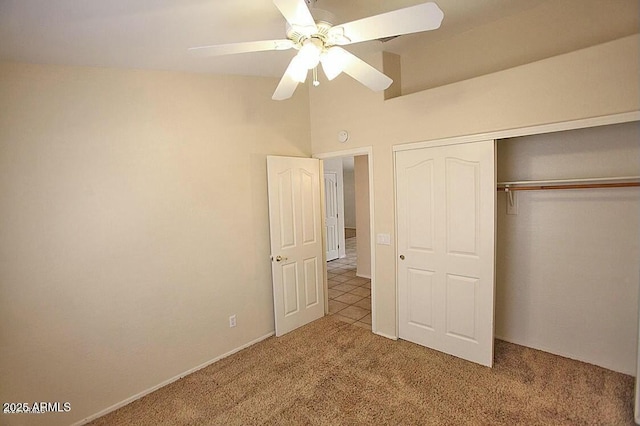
[297, 38, 323, 69]
[320, 46, 348, 80]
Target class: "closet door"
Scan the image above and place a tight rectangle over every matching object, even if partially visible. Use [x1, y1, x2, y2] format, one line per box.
[396, 140, 496, 367]
[324, 172, 340, 261]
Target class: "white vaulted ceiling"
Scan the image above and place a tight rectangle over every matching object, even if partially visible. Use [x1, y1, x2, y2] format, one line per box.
[0, 0, 637, 83]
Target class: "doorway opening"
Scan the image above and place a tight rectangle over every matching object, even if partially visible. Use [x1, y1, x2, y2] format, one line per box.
[319, 151, 374, 331]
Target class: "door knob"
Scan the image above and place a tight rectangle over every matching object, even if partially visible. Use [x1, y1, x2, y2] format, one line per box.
[274, 255, 288, 262]
[399, 255, 405, 260]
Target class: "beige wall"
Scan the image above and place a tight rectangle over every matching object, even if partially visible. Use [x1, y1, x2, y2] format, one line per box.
[399, 0, 639, 95]
[0, 62, 311, 426]
[354, 155, 371, 278]
[342, 163, 356, 229]
[309, 35, 640, 347]
[496, 122, 639, 374]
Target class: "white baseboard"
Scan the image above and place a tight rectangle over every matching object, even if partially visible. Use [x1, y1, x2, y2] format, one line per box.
[356, 273, 371, 279]
[72, 331, 274, 426]
[375, 330, 398, 340]
[494, 334, 632, 375]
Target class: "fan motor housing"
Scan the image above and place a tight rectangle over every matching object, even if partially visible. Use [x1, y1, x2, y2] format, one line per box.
[286, 8, 336, 48]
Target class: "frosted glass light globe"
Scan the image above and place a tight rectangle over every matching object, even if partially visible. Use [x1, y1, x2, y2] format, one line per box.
[297, 39, 322, 69]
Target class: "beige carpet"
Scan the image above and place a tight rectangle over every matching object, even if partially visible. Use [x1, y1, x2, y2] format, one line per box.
[91, 316, 635, 425]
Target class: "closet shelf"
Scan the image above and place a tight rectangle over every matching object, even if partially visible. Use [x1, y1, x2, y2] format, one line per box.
[497, 176, 640, 191]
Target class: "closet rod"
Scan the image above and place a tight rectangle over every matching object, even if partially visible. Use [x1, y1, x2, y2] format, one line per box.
[497, 176, 640, 192]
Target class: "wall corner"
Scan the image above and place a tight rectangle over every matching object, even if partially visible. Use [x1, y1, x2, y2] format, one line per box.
[383, 51, 402, 100]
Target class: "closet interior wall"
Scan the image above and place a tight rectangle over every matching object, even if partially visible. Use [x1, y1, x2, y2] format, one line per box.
[495, 121, 640, 375]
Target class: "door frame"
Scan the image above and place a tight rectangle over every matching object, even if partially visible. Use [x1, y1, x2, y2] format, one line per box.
[314, 147, 377, 334]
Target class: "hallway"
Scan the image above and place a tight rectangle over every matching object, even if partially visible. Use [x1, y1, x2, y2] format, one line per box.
[326, 237, 371, 330]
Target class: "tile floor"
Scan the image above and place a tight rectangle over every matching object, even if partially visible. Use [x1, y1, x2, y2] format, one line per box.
[327, 236, 371, 330]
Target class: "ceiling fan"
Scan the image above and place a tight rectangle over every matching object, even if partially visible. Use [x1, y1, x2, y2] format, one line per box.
[189, 0, 444, 100]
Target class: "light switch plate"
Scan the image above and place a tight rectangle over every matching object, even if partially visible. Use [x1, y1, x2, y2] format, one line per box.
[376, 233, 391, 245]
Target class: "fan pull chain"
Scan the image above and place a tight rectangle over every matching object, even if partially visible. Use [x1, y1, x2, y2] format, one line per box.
[312, 67, 320, 87]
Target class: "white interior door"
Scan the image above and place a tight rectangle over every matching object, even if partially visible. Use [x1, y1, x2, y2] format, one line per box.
[396, 140, 496, 366]
[267, 156, 325, 336]
[324, 172, 340, 261]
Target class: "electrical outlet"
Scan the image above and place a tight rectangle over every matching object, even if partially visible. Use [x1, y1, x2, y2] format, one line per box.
[229, 315, 236, 328]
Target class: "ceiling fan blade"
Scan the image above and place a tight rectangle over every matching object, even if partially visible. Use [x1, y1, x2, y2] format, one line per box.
[188, 39, 294, 57]
[328, 2, 444, 46]
[335, 48, 392, 92]
[272, 56, 307, 100]
[273, 0, 318, 34]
